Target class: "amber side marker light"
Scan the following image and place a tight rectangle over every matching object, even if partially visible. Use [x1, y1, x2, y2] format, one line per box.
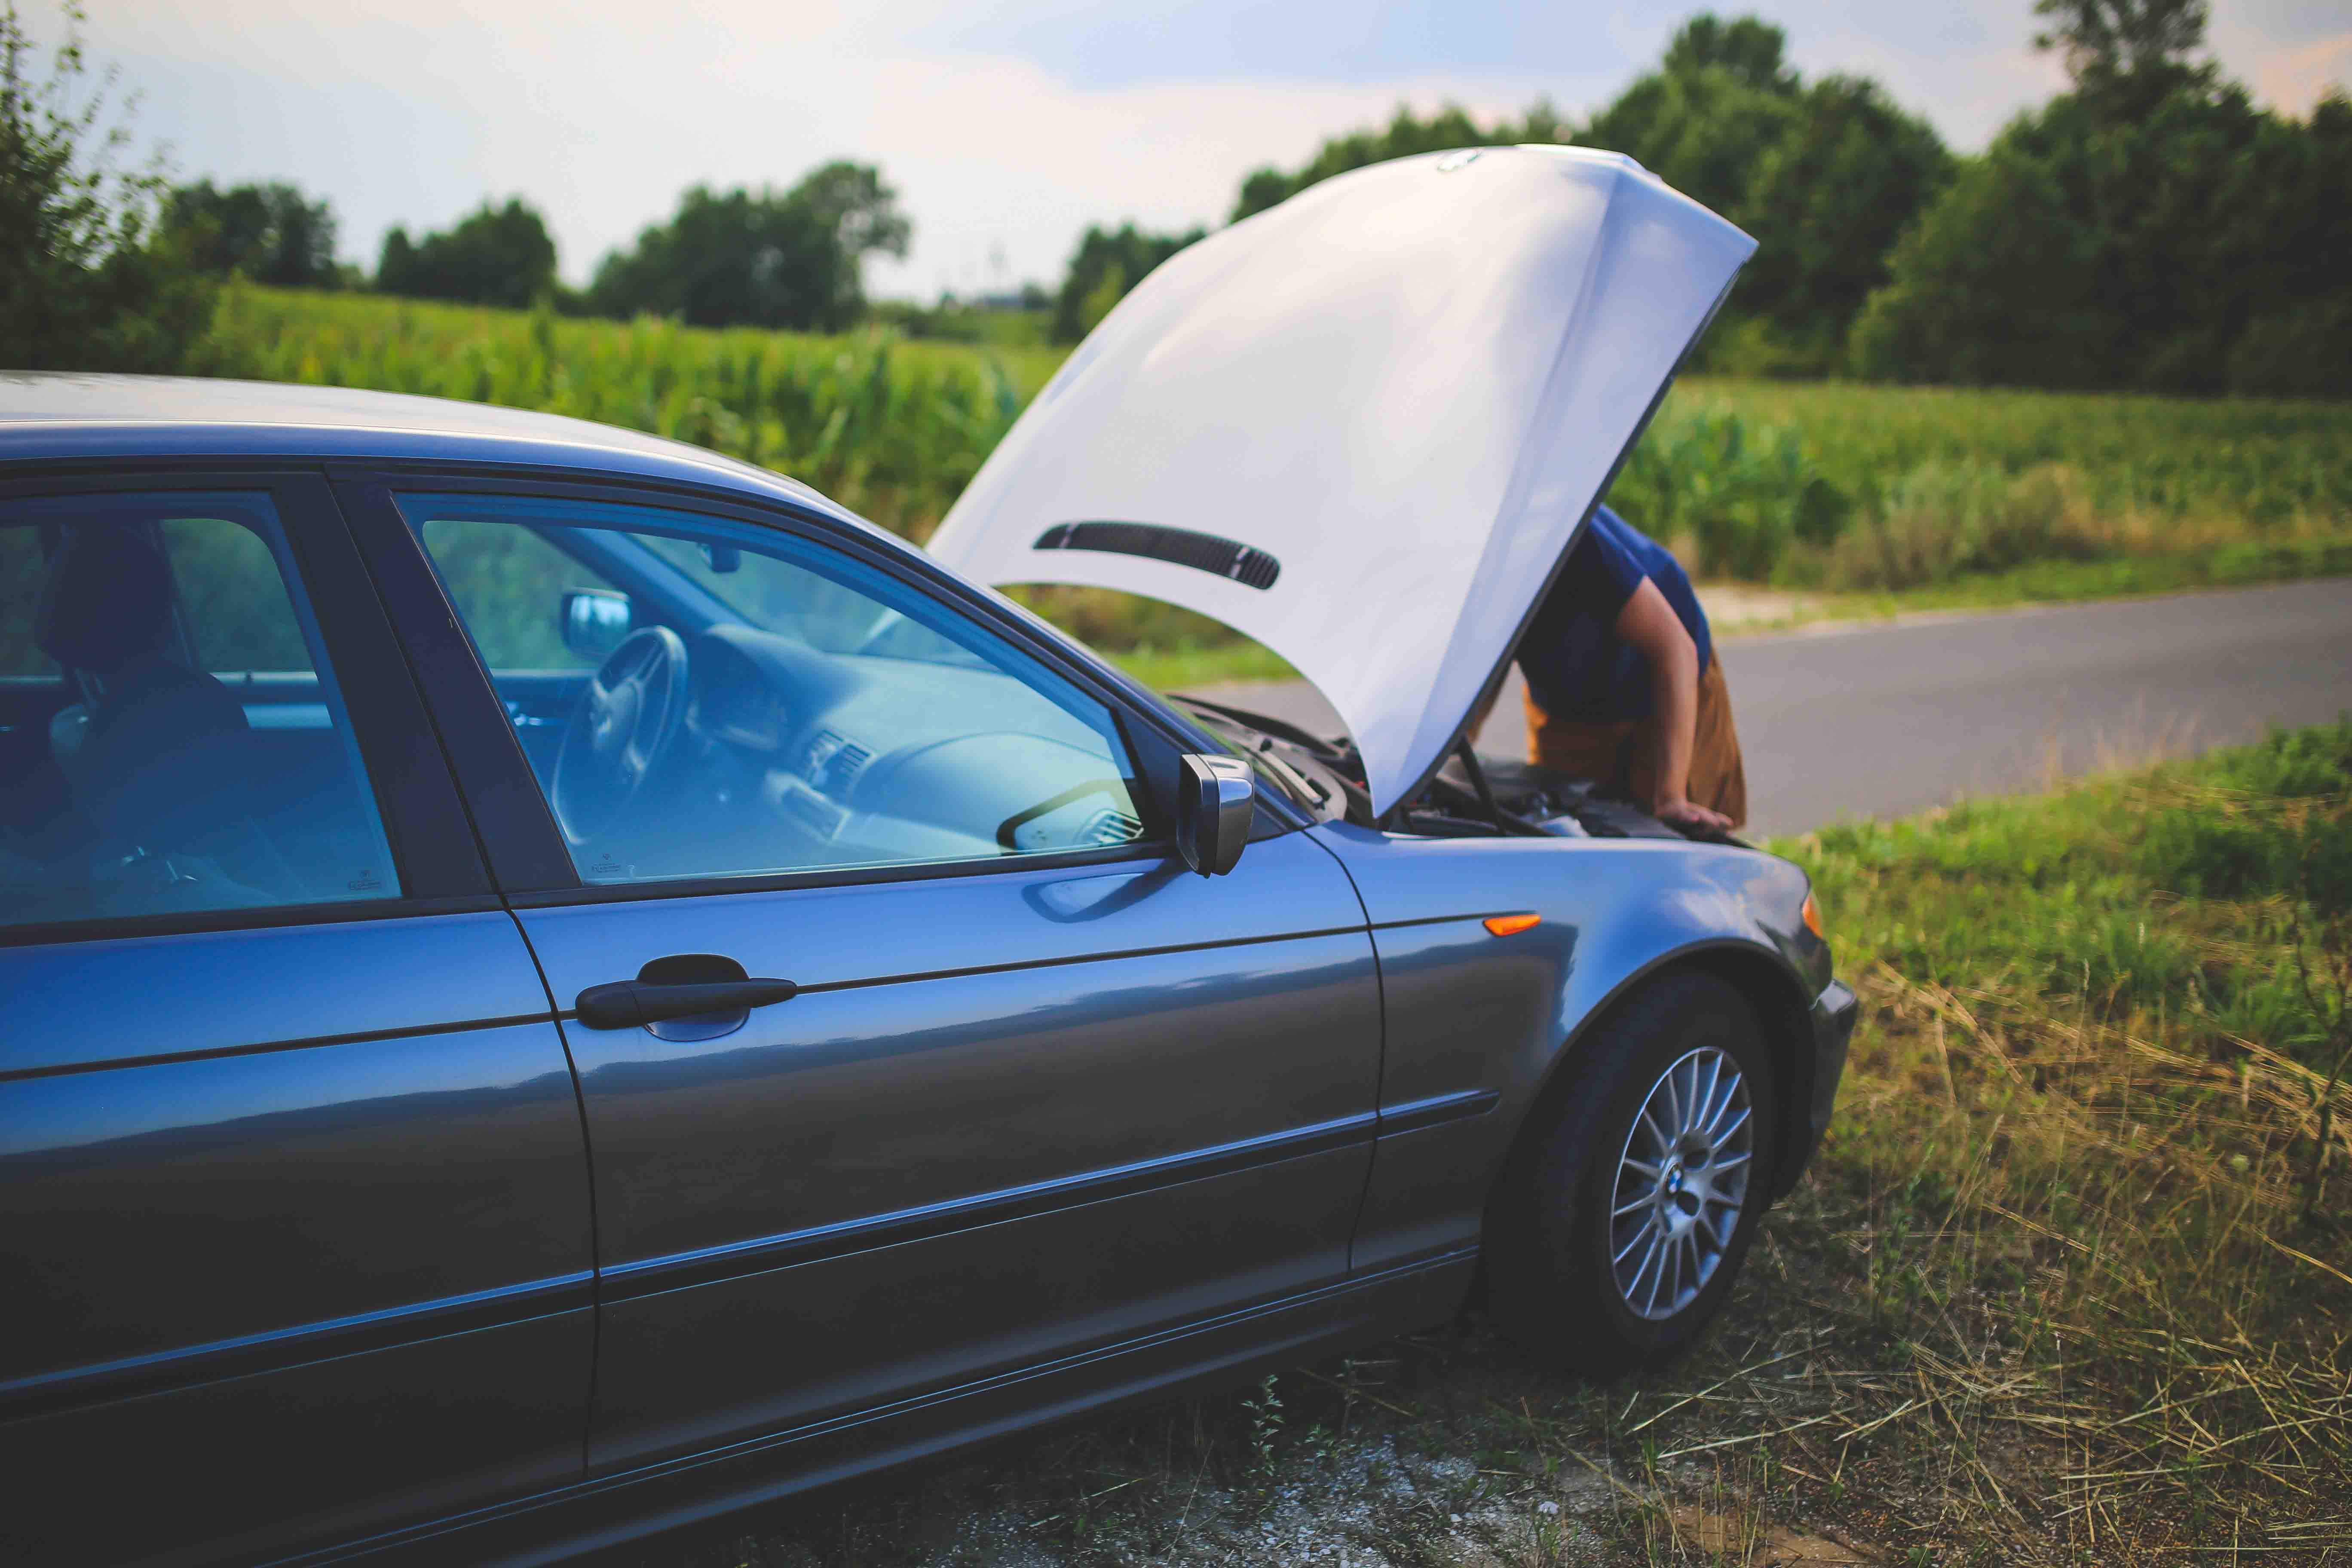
[1483, 913, 1542, 937]
[1801, 893, 1825, 940]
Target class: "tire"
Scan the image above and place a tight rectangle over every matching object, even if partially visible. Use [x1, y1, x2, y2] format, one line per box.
[1486, 969, 1778, 1378]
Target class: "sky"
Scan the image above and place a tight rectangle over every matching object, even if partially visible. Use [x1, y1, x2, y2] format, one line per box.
[61, 0, 2352, 301]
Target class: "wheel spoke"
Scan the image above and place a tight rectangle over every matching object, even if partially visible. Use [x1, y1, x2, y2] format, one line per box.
[1622, 1229, 1659, 1295]
[1711, 1069, 1740, 1138]
[1709, 1101, 1753, 1145]
[1614, 1222, 1653, 1267]
[1693, 1054, 1721, 1136]
[1612, 1194, 1652, 1219]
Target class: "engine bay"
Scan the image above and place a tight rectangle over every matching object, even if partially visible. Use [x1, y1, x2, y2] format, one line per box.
[1170, 697, 1708, 843]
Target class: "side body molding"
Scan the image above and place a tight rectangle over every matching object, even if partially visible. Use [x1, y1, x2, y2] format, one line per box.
[1304, 825, 1822, 1273]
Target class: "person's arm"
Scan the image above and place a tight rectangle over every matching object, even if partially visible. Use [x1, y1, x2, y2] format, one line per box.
[1613, 578, 1733, 835]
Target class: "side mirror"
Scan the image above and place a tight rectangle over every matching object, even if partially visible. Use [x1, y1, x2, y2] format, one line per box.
[1175, 754, 1253, 876]
[560, 589, 634, 659]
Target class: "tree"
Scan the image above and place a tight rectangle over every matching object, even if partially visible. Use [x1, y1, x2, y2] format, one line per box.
[1049, 223, 1204, 342]
[1580, 47, 1799, 221]
[1230, 101, 1565, 224]
[376, 198, 557, 309]
[1850, 77, 2352, 394]
[1568, 16, 1952, 372]
[166, 180, 339, 288]
[1204, 16, 1952, 376]
[1660, 12, 1799, 93]
[588, 162, 908, 331]
[1729, 77, 1951, 364]
[0, 1, 212, 370]
[1846, 144, 2115, 389]
[2033, 0, 2208, 89]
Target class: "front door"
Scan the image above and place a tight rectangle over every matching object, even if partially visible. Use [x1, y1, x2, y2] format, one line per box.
[359, 478, 1384, 1470]
[0, 476, 594, 1565]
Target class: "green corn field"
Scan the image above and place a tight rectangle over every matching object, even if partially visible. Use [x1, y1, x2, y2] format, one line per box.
[196, 285, 2352, 678]
[202, 285, 1066, 541]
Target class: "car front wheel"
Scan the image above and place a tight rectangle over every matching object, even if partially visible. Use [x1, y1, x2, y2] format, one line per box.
[1487, 969, 1778, 1376]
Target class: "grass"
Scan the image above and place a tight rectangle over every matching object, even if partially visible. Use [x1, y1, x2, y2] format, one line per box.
[648, 723, 2352, 1566]
[194, 288, 2352, 674]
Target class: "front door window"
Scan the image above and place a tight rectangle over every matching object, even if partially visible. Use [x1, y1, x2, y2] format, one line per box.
[401, 493, 1149, 886]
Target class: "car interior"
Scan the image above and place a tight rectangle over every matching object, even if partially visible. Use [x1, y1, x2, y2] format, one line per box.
[0, 505, 397, 926]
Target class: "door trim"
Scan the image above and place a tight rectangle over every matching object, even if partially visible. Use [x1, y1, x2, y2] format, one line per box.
[0, 1270, 595, 1421]
[600, 1112, 1382, 1301]
[0, 1005, 553, 1084]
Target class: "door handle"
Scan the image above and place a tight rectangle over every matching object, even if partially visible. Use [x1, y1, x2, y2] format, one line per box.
[574, 977, 799, 1030]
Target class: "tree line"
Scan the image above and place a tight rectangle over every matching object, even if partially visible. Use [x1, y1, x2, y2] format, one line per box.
[1057, 1, 2350, 398]
[162, 163, 910, 333]
[5, 0, 2346, 396]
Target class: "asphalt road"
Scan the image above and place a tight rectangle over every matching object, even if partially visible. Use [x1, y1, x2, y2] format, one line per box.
[1200, 578, 2352, 835]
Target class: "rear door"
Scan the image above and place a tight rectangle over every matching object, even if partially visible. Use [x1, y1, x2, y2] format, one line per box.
[339, 475, 1384, 1472]
[0, 472, 594, 1565]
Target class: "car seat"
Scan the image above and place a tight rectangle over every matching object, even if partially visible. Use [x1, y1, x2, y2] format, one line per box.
[31, 524, 291, 904]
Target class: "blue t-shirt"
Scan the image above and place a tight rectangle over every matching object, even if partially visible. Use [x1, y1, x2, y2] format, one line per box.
[1516, 506, 1712, 723]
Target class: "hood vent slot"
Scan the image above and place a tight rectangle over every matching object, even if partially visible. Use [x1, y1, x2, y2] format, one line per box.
[1033, 522, 1280, 591]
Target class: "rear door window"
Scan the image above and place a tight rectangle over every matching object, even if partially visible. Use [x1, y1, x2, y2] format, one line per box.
[0, 492, 399, 927]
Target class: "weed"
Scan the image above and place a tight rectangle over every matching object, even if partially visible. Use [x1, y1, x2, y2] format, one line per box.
[1243, 1372, 1285, 1492]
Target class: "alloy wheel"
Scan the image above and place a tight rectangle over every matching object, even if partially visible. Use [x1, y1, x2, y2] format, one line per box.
[1608, 1045, 1755, 1321]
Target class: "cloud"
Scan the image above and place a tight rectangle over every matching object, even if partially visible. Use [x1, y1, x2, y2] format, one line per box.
[2224, 30, 2352, 117]
[81, 0, 1567, 295]
[66, 0, 2347, 302]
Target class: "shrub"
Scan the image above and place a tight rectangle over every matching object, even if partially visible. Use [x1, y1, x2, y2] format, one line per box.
[2137, 808, 2293, 900]
[1811, 459, 2102, 589]
[2138, 723, 2352, 910]
[0, 2, 213, 371]
[2226, 291, 2352, 401]
[2209, 720, 2352, 798]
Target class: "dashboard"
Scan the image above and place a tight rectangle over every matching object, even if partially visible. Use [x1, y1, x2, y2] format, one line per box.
[639, 623, 1148, 879]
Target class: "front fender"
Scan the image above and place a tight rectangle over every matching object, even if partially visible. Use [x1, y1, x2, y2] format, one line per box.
[1303, 824, 1835, 1275]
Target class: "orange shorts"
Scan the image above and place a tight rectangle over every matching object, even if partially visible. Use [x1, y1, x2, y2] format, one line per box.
[1524, 653, 1748, 829]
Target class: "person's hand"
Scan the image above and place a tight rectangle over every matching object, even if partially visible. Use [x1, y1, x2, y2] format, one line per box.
[1654, 796, 1734, 837]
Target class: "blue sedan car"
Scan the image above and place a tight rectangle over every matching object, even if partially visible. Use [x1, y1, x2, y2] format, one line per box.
[2, 151, 1852, 1567]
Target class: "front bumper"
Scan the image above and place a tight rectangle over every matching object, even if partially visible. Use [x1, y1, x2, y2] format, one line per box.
[1782, 978, 1857, 1192]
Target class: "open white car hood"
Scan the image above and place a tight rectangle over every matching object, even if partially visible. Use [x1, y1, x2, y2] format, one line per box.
[927, 146, 1754, 814]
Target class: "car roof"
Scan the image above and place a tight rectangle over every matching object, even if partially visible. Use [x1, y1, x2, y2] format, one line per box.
[0, 372, 860, 525]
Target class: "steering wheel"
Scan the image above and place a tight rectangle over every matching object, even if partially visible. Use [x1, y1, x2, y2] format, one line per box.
[551, 626, 689, 845]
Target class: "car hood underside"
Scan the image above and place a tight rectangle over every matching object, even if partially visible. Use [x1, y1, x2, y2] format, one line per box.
[926, 145, 1754, 814]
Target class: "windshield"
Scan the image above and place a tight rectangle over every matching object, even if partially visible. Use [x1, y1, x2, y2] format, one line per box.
[636, 535, 993, 670]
